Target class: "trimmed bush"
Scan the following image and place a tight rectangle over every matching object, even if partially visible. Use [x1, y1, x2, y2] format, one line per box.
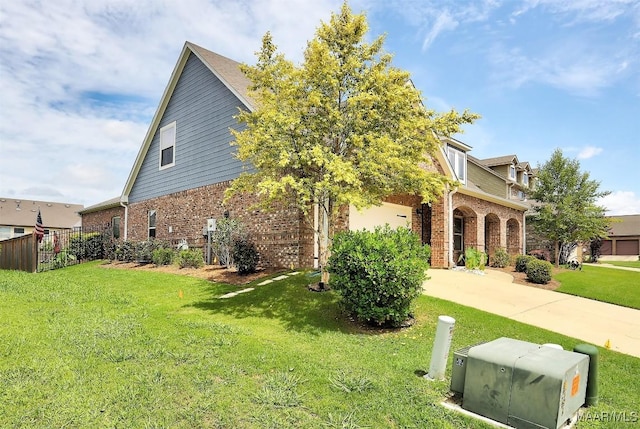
[328, 225, 430, 328]
[152, 247, 175, 266]
[177, 249, 204, 269]
[514, 254, 535, 273]
[525, 258, 553, 284]
[232, 237, 259, 275]
[490, 247, 510, 268]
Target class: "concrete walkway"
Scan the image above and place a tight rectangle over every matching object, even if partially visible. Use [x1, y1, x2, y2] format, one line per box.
[422, 268, 640, 358]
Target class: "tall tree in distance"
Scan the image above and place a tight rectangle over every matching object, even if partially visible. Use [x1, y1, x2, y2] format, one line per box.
[530, 148, 611, 267]
[227, 2, 478, 286]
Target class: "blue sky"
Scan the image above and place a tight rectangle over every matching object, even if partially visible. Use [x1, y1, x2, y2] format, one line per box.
[1, 0, 638, 215]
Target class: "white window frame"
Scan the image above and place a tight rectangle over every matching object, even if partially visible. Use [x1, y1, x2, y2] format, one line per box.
[509, 164, 516, 180]
[522, 172, 529, 186]
[148, 210, 157, 238]
[159, 121, 176, 170]
[447, 145, 466, 184]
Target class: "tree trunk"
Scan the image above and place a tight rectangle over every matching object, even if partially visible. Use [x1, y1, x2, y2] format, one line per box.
[317, 197, 332, 289]
[554, 240, 560, 268]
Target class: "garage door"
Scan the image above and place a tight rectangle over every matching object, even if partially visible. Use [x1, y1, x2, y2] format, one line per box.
[600, 240, 612, 255]
[616, 240, 639, 255]
[349, 202, 412, 231]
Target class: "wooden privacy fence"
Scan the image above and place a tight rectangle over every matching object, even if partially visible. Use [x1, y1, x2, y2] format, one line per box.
[0, 234, 37, 272]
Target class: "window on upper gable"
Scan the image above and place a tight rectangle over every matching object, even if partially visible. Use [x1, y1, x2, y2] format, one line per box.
[522, 172, 529, 186]
[447, 145, 466, 184]
[509, 164, 516, 180]
[159, 122, 176, 169]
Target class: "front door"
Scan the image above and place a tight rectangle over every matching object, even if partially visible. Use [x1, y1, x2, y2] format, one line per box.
[453, 216, 464, 265]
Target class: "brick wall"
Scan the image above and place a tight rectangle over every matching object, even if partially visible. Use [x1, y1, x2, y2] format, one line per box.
[126, 182, 313, 268]
[81, 206, 125, 240]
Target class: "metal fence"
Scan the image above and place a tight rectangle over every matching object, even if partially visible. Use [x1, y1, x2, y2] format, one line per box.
[0, 225, 116, 273]
[36, 225, 114, 272]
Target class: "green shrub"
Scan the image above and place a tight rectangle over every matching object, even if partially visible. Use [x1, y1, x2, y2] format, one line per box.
[115, 240, 136, 262]
[459, 247, 486, 270]
[514, 254, 535, 273]
[152, 247, 175, 266]
[328, 225, 430, 328]
[232, 237, 259, 275]
[177, 249, 204, 269]
[525, 258, 553, 284]
[490, 247, 510, 268]
[135, 240, 155, 263]
[70, 232, 106, 261]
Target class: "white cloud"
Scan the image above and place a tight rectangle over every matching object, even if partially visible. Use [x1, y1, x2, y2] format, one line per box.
[598, 191, 640, 216]
[577, 146, 604, 159]
[421, 11, 458, 51]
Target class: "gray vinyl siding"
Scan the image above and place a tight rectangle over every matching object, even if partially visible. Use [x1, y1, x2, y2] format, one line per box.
[129, 53, 246, 203]
[468, 163, 507, 198]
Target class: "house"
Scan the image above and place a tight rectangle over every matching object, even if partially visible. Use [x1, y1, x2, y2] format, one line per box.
[82, 41, 532, 268]
[0, 198, 83, 241]
[600, 214, 640, 259]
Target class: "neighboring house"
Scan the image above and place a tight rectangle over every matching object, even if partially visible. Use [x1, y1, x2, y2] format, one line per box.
[82, 41, 532, 268]
[600, 214, 640, 258]
[0, 198, 83, 241]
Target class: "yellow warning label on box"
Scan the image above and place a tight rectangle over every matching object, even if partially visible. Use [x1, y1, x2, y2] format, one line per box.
[571, 374, 580, 396]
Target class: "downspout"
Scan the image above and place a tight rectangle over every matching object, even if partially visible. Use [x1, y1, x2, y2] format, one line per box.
[448, 186, 458, 268]
[120, 198, 129, 241]
[522, 210, 526, 255]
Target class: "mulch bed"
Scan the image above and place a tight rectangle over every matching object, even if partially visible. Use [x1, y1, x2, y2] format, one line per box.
[100, 261, 282, 286]
[489, 266, 561, 290]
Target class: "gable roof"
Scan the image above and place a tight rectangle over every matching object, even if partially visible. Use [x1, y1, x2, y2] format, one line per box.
[608, 214, 640, 236]
[480, 155, 519, 167]
[121, 42, 254, 201]
[0, 198, 83, 229]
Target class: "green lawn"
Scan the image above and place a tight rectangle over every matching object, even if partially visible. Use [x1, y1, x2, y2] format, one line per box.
[555, 265, 640, 309]
[1, 262, 638, 428]
[599, 260, 640, 269]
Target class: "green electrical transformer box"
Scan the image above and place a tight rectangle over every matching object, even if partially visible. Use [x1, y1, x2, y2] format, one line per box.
[458, 337, 589, 429]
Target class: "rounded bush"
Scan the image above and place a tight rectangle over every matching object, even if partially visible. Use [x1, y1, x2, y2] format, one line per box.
[514, 254, 535, 273]
[525, 258, 553, 284]
[232, 237, 259, 275]
[328, 225, 430, 327]
[152, 247, 175, 266]
[490, 247, 510, 268]
[177, 249, 204, 268]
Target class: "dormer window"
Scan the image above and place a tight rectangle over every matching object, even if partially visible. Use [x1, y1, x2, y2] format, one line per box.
[509, 164, 516, 180]
[522, 172, 529, 186]
[447, 145, 466, 184]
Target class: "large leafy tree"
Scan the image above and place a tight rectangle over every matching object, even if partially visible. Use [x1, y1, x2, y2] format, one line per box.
[227, 3, 477, 285]
[530, 149, 610, 267]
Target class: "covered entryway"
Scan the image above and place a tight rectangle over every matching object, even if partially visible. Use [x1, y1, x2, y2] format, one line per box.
[484, 213, 500, 260]
[507, 218, 520, 255]
[453, 206, 478, 265]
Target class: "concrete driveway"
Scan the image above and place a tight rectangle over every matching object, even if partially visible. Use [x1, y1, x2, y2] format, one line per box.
[422, 268, 640, 358]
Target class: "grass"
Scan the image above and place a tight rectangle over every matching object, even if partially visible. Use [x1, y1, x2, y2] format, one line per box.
[555, 265, 640, 309]
[1, 262, 638, 428]
[599, 260, 640, 269]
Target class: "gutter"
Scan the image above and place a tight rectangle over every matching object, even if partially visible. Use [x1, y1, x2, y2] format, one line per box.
[120, 197, 129, 241]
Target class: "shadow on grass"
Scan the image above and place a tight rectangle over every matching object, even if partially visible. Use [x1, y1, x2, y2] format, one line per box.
[189, 273, 349, 335]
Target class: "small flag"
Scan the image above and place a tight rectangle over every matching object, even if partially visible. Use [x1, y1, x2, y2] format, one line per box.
[34, 210, 44, 243]
[178, 290, 184, 299]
